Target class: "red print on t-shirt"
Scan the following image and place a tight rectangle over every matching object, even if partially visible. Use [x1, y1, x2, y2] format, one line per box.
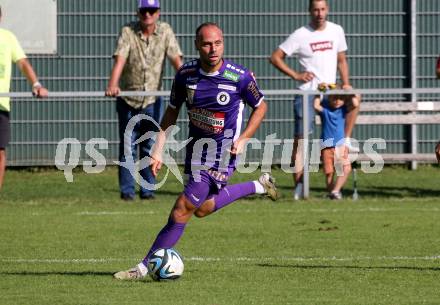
[310, 41, 334, 52]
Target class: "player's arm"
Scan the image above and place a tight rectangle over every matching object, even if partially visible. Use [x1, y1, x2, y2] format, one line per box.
[169, 55, 183, 71]
[435, 141, 440, 163]
[436, 58, 440, 79]
[105, 55, 126, 96]
[150, 75, 184, 176]
[269, 48, 315, 83]
[337, 51, 351, 89]
[150, 106, 179, 176]
[16, 58, 48, 98]
[230, 101, 267, 155]
[345, 93, 361, 112]
[313, 96, 323, 113]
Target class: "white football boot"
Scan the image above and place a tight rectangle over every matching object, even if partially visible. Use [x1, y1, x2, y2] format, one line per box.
[258, 173, 279, 201]
[113, 263, 148, 280]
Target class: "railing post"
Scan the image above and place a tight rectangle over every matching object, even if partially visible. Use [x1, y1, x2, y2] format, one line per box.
[410, 0, 418, 170]
[302, 93, 310, 199]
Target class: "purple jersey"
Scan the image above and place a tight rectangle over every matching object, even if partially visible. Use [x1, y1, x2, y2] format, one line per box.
[170, 59, 264, 175]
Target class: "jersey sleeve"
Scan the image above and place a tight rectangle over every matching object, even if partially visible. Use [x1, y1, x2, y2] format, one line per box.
[164, 25, 183, 61]
[240, 71, 264, 109]
[278, 30, 300, 57]
[169, 72, 186, 110]
[337, 25, 348, 53]
[113, 26, 131, 59]
[10, 33, 26, 63]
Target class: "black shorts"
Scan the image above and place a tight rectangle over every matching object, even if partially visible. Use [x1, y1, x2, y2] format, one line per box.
[0, 111, 10, 149]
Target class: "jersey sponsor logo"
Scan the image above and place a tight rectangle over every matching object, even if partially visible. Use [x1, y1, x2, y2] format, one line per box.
[216, 91, 231, 105]
[218, 84, 237, 91]
[183, 60, 197, 67]
[247, 81, 262, 101]
[310, 41, 334, 52]
[188, 108, 225, 134]
[226, 63, 245, 74]
[180, 68, 197, 75]
[223, 70, 240, 82]
[186, 76, 199, 82]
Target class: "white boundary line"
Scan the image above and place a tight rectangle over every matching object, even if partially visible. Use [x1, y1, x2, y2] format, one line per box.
[2, 256, 440, 264]
[75, 211, 156, 216]
[23, 207, 440, 217]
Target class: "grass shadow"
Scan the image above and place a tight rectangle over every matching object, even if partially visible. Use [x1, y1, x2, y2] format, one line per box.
[0, 271, 115, 277]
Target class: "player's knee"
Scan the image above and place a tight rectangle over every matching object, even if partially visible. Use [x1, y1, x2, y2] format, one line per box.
[194, 200, 215, 218]
[171, 195, 196, 222]
[344, 164, 352, 175]
[194, 209, 208, 218]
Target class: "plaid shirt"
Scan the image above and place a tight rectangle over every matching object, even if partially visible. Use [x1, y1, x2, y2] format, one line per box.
[114, 21, 182, 108]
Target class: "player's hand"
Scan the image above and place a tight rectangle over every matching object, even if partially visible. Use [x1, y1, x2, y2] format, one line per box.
[342, 84, 353, 90]
[296, 71, 315, 83]
[32, 86, 48, 98]
[105, 86, 120, 97]
[229, 138, 249, 155]
[150, 155, 163, 177]
[435, 142, 440, 163]
[32, 82, 48, 98]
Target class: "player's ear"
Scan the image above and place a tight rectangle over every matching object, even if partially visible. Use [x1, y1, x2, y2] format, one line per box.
[194, 39, 199, 51]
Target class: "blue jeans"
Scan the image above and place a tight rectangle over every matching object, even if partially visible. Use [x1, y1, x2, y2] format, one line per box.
[294, 94, 315, 137]
[116, 97, 163, 197]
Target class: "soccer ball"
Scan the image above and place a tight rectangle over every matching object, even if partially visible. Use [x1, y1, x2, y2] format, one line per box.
[147, 248, 184, 281]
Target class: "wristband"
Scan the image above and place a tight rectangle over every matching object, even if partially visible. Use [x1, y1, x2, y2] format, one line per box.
[32, 81, 42, 89]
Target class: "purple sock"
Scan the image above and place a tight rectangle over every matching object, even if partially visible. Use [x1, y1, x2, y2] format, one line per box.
[213, 181, 256, 211]
[142, 217, 186, 266]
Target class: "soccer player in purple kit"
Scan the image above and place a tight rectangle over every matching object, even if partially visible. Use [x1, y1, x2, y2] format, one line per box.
[113, 22, 279, 280]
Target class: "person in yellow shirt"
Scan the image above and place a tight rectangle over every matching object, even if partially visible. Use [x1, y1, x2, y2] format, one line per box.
[0, 6, 48, 190]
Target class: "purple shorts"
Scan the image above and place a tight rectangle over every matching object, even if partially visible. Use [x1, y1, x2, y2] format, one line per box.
[183, 168, 233, 207]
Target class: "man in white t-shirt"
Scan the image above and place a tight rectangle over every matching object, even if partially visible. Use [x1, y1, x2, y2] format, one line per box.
[270, 0, 359, 200]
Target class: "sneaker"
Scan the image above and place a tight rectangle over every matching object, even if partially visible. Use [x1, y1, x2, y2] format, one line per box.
[293, 183, 304, 201]
[258, 173, 279, 201]
[113, 265, 146, 280]
[120, 193, 135, 201]
[328, 191, 342, 200]
[140, 194, 155, 200]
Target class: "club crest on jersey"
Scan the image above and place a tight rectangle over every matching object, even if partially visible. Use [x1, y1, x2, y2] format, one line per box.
[217, 91, 230, 105]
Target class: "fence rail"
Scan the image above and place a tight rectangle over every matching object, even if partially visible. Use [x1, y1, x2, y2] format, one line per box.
[4, 88, 439, 198]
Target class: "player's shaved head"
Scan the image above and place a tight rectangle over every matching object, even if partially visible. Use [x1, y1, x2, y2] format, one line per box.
[195, 22, 223, 41]
[194, 22, 224, 73]
[309, 0, 328, 11]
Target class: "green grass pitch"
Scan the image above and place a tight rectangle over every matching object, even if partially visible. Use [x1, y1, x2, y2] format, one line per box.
[1, 166, 440, 305]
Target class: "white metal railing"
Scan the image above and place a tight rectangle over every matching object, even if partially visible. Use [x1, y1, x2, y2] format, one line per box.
[3, 88, 439, 199]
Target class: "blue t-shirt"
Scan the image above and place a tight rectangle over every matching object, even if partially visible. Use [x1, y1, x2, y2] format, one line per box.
[319, 96, 346, 148]
[170, 59, 264, 174]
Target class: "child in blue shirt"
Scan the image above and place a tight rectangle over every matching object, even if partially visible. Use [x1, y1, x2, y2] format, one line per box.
[314, 86, 360, 199]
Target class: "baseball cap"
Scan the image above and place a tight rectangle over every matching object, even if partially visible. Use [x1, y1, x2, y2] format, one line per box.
[138, 0, 160, 9]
